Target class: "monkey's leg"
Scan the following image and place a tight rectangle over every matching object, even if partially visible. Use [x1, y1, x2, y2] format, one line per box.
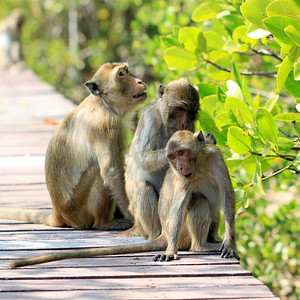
[186, 195, 211, 252]
[135, 181, 161, 240]
[207, 208, 222, 243]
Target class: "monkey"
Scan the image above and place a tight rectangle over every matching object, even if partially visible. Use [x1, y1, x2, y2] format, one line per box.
[152, 130, 238, 261]
[0, 9, 24, 69]
[0, 62, 147, 230]
[123, 78, 200, 241]
[10, 130, 239, 268]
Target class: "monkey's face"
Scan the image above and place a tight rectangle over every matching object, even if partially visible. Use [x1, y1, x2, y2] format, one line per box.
[160, 78, 199, 134]
[85, 62, 147, 113]
[167, 148, 196, 181]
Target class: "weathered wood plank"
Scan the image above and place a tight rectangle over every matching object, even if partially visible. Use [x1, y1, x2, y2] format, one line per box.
[0, 276, 264, 291]
[1, 264, 251, 280]
[0, 285, 278, 300]
[0, 254, 237, 269]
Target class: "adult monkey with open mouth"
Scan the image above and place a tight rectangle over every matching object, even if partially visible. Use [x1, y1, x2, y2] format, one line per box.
[0, 62, 147, 230]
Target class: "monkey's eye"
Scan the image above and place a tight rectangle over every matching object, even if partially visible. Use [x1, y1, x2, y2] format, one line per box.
[125, 67, 130, 73]
[178, 150, 184, 156]
[178, 107, 186, 112]
[119, 71, 125, 77]
[168, 154, 176, 160]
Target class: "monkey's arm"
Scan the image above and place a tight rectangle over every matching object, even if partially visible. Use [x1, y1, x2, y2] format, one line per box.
[97, 144, 133, 221]
[140, 149, 168, 172]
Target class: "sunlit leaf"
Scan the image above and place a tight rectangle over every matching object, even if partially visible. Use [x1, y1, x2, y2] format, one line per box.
[215, 112, 233, 129]
[179, 27, 201, 53]
[227, 126, 252, 154]
[225, 97, 253, 125]
[285, 71, 300, 97]
[265, 95, 279, 112]
[266, 0, 300, 19]
[274, 112, 300, 122]
[263, 16, 300, 45]
[240, 0, 273, 30]
[294, 59, 300, 80]
[284, 25, 300, 47]
[225, 80, 243, 101]
[277, 137, 295, 152]
[256, 108, 278, 144]
[252, 158, 265, 195]
[277, 46, 299, 92]
[192, 2, 223, 22]
[163, 46, 198, 70]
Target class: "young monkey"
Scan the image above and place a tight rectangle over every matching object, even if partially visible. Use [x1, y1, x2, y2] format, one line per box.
[10, 130, 239, 268]
[0, 62, 147, 230]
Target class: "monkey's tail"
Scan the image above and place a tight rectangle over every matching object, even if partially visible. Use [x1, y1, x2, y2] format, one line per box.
[0, 207, 51, 225]
[10, 237, 167, 268]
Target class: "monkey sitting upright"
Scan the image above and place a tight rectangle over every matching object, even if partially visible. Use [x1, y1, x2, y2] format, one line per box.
[0, 62, 147, 230]
[124, 78, 200, 240]
[10, 130, 239, 268]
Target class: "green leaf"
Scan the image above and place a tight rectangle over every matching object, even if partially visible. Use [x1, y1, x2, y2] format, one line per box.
[225, 80, 243, 101]
[294, 59, 300, 80]
[227, 126, 252, 154]
[197, 83, 217, 99]
[266, 0, 300, 19]
[240, 0, 273, 30]
[265, 95, 279, 112]
[252, 158, 265, 195]
[277, 137, 295, 152]
[225, 97, 253, 125]
[263, 16, 300, 45]
[285, 71, 300, 97]
[285, 25, 300, 47]
[227, 159, 243, 173]
[203, 32, 225, 50]
[178, 27, 200, 53]
[202, 95, 218, 117]
[163, 46, 198, 70]
[246, 23, 271, 39]
[215, 112, 233, 129]
[231, 61, 242, 88]
[192, 2, 222, 22]
[277, 46, 299, 92]
[242, 78, 256, 111]
[274, 113, 300, 122]
[256, 107, 278, 144]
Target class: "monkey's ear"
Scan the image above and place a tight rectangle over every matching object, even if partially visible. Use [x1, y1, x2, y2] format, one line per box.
[158, 84, 166, 98]
[196, 131, 205, 145]
[85, 81, 102, 96]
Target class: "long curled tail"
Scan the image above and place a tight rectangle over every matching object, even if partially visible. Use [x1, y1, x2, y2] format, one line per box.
[10, 237, 166, 268]
[0, 207, 51, 224]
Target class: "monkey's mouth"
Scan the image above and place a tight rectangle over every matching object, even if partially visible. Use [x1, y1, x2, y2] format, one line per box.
[133, 92, 147, 99]
[184, 173, 193, 179]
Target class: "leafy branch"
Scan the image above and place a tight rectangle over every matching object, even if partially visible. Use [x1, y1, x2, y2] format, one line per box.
[203, 58, 277, 78]
[249, 151, 296, 162]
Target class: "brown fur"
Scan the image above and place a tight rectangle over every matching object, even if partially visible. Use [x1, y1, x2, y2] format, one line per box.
[0, 62, 147, 230]
[10, 130, 239, 268]
[123, 78, 200, 240]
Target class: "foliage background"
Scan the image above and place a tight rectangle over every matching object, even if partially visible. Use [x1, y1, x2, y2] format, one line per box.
[1, 1, 299, 299]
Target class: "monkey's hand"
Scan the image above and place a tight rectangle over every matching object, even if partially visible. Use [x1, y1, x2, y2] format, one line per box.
[152, 253, 178, 262]
[220, 240, 240, 260]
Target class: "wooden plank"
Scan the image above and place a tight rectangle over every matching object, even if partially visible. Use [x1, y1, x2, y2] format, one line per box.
[1, 264, 251, 280]
[0, 255, 239, 269]
[0, 276, 264, 291]
[0, 285, 277, 299]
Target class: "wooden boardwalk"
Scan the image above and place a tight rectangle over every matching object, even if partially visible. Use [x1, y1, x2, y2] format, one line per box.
[0, 67, 279, 299]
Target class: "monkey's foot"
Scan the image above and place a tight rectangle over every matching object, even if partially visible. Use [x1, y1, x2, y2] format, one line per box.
[220, 241, 240, 260]
[117, 225, 142, 237]
[152, 253, 179, 262]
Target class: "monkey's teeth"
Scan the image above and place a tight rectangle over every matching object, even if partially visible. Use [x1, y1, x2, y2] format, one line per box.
[133, 92, 146, 98]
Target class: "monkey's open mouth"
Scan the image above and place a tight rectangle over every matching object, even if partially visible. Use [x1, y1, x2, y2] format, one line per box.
[133, 92, 147, 99]
[184, 173, 192, 179]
